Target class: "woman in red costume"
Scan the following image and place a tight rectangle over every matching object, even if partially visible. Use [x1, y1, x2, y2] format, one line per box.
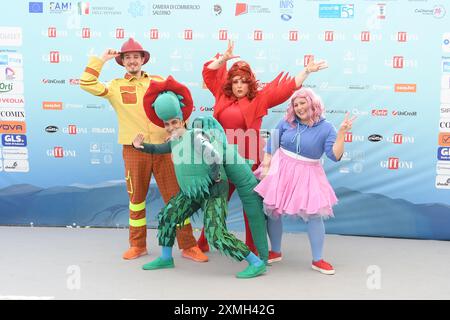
[197, 40, 327, 253]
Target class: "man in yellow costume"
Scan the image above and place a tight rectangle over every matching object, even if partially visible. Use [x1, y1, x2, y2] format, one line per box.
[80, 38, 207, 262]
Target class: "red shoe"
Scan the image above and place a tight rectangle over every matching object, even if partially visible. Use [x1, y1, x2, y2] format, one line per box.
[268, 250, 282, 263]
[311, 259, 335, 275]
[197, 239, 210, 253]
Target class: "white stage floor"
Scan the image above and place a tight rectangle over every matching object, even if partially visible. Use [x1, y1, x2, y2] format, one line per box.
[0, 226, 449, 300]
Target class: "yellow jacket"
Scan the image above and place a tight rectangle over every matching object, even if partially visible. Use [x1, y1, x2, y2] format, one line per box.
[80, 56, 168, 145]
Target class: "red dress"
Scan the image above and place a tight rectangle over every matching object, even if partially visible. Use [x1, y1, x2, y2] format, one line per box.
[202, 59, 300, 165]
[197, 58, 301, 252]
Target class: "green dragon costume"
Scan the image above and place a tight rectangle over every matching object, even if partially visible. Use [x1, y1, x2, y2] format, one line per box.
[137, 76, 268, 278]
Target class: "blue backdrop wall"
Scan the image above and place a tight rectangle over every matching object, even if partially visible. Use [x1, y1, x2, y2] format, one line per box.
[1, 0, 450, 239]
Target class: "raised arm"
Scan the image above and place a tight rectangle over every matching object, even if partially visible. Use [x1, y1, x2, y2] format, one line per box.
[80, 49, 119, 98]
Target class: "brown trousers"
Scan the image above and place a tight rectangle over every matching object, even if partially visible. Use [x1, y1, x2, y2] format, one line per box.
[122, 145, 197, 249]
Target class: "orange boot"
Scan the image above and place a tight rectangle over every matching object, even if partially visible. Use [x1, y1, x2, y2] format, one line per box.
[122, 246, 148, 260]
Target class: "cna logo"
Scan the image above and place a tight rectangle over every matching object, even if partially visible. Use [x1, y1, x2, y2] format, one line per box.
[394, 84, 417, 93]
[2, 134, 27, 147]
[47, 147, 77, 158]
[0, 121, 26, 133]
[438, 147, 450, 161]
[372, 109, 388, 116]
[439, 132, 450, 146]
[391, 110, 417, 117]
[386, 134, 415, 144]
[381, 157, 413, 170]
[42, 101, 63, 110]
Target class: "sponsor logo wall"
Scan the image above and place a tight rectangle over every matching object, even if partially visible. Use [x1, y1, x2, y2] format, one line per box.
[0, 1, 449, 239]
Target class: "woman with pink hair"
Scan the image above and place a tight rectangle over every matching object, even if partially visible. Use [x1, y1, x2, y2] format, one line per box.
[254, 88, 356, 274]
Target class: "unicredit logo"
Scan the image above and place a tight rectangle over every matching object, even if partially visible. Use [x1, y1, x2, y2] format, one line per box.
[42, 79, 66, 84]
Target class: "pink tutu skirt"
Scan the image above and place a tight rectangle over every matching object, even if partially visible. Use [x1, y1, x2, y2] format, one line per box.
[254, 148, 338, 221]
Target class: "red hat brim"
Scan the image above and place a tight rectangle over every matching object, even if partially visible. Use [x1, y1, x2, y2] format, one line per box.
[115, 51, 150, 66]
[143, 76, 194, 128]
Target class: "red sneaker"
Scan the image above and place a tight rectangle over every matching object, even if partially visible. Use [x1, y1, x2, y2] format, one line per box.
[311, 259, 335, 275]
[268, 250, 282, 263]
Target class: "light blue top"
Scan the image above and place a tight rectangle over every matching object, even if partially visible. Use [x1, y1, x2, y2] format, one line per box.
[266, 117, 340, 162]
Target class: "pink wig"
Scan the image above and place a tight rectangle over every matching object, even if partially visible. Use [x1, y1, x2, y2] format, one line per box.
[285, 88, 324, 127]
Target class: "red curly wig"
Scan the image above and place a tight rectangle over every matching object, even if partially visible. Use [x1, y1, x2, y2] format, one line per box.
[223, 61, 260, 100]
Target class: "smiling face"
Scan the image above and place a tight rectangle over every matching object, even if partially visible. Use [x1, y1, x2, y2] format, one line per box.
[293, 97, 310, 122]
[122, 51, 145, 75]
[231, 76, 249, 99]
[163, 118, 186, 137]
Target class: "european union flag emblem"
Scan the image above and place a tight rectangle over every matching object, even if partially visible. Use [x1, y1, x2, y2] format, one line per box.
[29, 2, 43, 13]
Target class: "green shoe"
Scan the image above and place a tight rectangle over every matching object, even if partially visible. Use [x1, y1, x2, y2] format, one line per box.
[142, 257, 174, 270]
[236, 263, 266, 279]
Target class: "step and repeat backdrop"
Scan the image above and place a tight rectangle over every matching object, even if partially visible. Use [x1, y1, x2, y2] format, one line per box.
[1, 0, 450, 239]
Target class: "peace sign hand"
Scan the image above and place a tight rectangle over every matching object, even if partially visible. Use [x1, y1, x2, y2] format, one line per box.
[339, 112, 357, 133]
[222, 40, 240, 61]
